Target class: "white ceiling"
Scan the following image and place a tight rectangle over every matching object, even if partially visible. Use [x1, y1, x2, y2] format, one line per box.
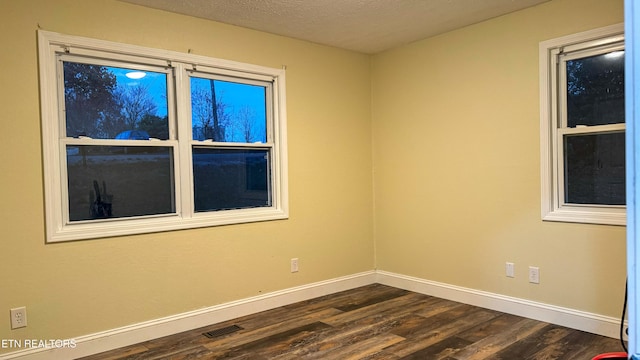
[119, 0, 550, 54]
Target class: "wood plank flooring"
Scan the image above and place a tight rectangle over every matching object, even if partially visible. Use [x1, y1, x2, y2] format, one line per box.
[78, 284, 625, 360]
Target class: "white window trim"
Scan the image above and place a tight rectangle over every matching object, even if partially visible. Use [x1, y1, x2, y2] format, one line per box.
[38, 30, 289, 242]
[539, 23, 625, 226]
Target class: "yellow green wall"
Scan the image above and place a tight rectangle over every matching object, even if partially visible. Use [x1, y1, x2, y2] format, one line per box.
[372, 0, 625, 316]
[0, 0, 628, 353]
[0, 0, 373, 348]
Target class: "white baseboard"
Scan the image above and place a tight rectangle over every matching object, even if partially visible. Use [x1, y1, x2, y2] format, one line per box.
[0, 270, 624, 359]
[0, 271, 377, 360]
[375, 270, 626, 339]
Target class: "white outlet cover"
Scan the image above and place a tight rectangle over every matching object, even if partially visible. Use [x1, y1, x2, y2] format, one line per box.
[528, 266, 540, 284]
[505, 262, 515, 278]
[10, 307, 27, 329]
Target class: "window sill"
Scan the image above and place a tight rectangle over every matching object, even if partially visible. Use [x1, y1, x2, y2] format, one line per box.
[48, 207, 288, 243]
[542, 206, 625, 226]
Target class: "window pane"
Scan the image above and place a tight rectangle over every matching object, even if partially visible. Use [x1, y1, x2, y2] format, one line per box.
[67, 145, 175, 221]
[63, 62, 169, 139]
[566, 50, 624, 127]
[190, 77, 267, 143]
[564, 132, 625, 205]
[193, 148, 271, 212]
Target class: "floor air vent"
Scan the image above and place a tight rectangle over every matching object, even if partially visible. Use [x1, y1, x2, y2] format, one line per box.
[203, 325, 243, 339]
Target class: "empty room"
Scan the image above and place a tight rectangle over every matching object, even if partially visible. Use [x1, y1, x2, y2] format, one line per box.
[0, 0, 631, 359]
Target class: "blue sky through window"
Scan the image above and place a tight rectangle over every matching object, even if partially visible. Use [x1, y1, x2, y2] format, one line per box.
[110, 67, 168, 118]
[110, 67, 268, 143]
[190, 77, 267, 143]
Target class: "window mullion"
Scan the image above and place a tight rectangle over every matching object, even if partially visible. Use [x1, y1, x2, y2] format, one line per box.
[175, 63, 195, 220]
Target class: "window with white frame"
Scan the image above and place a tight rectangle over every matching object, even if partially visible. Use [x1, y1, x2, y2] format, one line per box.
[540, 24, 625, 225]
[38, 31, 288, 242]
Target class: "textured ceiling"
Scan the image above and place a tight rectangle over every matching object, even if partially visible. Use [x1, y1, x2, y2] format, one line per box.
[119, 0, 550, 54]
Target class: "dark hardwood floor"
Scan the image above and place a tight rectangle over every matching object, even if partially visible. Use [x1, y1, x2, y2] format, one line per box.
[78, 284, 625, 359]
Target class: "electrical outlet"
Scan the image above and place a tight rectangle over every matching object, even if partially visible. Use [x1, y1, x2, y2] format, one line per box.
[10, 307, 27, 329]
[505, 262, 515, 278]
[290, 258, 299, 273]
[528, 266, 540, 284]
